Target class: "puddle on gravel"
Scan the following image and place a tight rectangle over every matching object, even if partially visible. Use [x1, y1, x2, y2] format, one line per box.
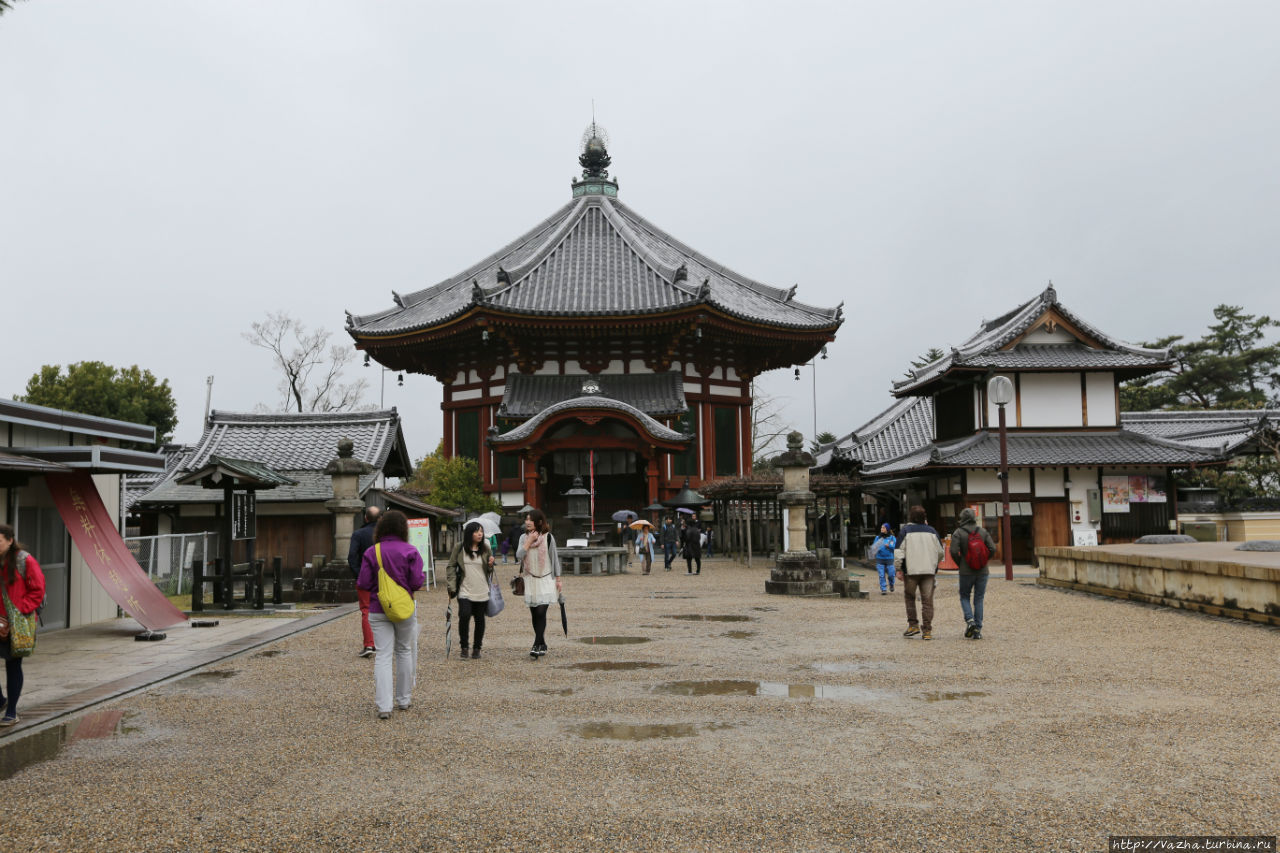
[563, 661, 670, 672]
[651, 680, 893, 704]
[0, 710, 134, 780]
[253, 649, 285, 658]
[534, 688, 577, 696]
[663, 614, 754, 622]
[576, 636, 652, 645]
[918, 691, 990, 703]
[569, 722, 733, 741]
[810, 661, 886, 673]
[648, 594, 697, 600]
[750, 606, 779, 612]
[721, 631, 757, 639]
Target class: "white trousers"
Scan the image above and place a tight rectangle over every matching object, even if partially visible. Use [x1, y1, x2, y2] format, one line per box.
[370, 611, 419, 712]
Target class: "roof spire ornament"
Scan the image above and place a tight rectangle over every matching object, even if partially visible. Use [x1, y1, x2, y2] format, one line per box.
[579, 122, 612, 179]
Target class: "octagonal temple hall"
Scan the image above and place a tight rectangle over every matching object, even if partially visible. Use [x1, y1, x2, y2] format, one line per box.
[347, 126, 843, 518]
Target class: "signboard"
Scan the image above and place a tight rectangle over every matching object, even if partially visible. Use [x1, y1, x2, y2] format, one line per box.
[46, 471, 187, 630]
[231, 492, 256, 540]
[1101, 476, 1130, 513]
[406, 518, 435, 586]
[1072, 528, 1098, 547]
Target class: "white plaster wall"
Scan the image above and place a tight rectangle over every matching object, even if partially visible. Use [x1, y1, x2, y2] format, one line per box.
[726, 367, 739, 381]
[492, 365, 505, 381]
[69, 473, 123, 628]
[1019, 373, 1083, 427]
[452, 388, 483, 401]
[535, 362, 560, 376]
[600, 360, 625, 375]
[629, 359, 650, 374]
[709, 384, 739, 397]
[1035, 467, 1066, 497]
[683, 382, 701, 395]
[1021, 327, 1076, 344]
[1085, 372, 1117, 426]
[967, 468, 1032, 495]
[489, 385, 505, 398]
[498, 491, 524, 507]
[563, 360, 581, 374]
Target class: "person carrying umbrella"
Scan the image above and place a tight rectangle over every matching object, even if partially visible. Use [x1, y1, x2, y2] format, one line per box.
[631, 520, 657, 575]
[682, 518, 703, 575]
[516, 508, 562, 659]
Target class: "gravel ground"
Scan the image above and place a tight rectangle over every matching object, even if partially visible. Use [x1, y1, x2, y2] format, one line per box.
[2, 558, 1277, 852]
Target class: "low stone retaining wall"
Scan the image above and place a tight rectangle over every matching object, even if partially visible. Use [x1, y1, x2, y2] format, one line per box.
[1036, 544, 1280, 626]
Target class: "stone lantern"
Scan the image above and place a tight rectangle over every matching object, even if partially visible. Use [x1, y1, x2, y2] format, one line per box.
[765, 430, 860, 597]
[322, 437, 373, 575]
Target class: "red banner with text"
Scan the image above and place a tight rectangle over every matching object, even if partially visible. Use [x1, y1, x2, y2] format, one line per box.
[46, 472, 188, 630]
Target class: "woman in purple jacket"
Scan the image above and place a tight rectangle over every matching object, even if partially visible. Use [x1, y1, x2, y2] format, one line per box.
[356, 510, 424, 719]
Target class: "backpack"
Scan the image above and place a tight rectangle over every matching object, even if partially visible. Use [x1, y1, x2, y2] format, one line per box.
[964, 529, 991, 570]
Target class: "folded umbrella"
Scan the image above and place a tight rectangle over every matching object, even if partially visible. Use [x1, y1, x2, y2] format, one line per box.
[445, 602, 453, 658]
[559, 593, 568, 636]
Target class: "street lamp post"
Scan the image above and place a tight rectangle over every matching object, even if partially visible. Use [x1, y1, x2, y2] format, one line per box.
[987, 375, 1015, 581]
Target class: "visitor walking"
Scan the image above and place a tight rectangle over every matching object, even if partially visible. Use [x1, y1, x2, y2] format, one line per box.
[704, 527, 715, 558]
[446, 521, 495, 659]
[950, 508, 996, 640]
[0, 523, 46, 727]
[516, 509, 562, 659]
[622, 523, 636, 566]
[683, 520, 703, 575]
[871, 523, 897, 595]
[660, 517, 678, 571]
[355, 510, 424, 719]
[896, 506, 943, 640]
[635, 525, 656, 575]
[347, 505, 380, 658]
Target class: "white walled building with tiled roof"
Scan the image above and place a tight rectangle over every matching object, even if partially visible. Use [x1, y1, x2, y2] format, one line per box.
[819, 284, 1234, 560]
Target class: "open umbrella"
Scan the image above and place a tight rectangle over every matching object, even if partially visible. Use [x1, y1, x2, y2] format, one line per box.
[445, 602, 453, 658]
[629, 519, 655, 530]
[558, 592, 568, 636]
[611, 509, 638, 523]
[467, 515, 502, 537]
[676, 507, 696, 516]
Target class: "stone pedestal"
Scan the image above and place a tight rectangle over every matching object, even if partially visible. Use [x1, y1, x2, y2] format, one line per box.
[766, 432, 865, 598]
[297, 438, 373, 603]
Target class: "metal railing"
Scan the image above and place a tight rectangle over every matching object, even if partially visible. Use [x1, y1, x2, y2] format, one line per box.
[124, 532, 218, 596]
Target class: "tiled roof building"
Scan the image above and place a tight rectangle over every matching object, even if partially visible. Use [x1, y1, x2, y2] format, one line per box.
[348, 126, 842, 518]
[820, 284, 1236, 559]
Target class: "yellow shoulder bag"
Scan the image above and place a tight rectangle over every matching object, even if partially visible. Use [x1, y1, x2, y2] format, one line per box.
[375, 543, 416, 622]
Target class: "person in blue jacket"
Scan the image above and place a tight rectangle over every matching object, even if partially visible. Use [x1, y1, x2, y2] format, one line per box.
[871, 522, 897, 595]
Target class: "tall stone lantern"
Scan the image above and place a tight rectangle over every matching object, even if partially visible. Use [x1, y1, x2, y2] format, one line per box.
[323, 437, 373, 576]
[765, 430, 856, 596]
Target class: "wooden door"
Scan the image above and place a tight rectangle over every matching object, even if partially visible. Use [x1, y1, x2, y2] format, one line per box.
[1031, 500, 1070, 566]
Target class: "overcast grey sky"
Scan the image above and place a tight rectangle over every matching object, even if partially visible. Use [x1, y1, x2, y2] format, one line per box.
[3, 1, 1277, 460]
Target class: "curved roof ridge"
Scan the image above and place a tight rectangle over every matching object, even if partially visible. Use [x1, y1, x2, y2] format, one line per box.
[348, 199, 582, 326]
[610, 199, 837, 321]
[598, 196, 685, 287]
[496, 197, 590, 289]
[490, 396, 691, 445]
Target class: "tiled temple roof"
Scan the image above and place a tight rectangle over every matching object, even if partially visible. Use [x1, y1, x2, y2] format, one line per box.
[1122, 409, 1280, 454]
[489, 397, 691, 446]
[893, 284, 1168, 396]
[499, 372, 686, 420]
[137, 409, 410, 505]
[347, 194, 841, 336]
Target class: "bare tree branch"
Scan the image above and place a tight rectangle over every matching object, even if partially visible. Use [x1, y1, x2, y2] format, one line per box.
[244, 311, 369, 412]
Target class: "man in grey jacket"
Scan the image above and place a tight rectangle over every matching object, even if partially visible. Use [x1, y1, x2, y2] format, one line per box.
[896, 505, 944, 640]
[950, 508, 997, 640]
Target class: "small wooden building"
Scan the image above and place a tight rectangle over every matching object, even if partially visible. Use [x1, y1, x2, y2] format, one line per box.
[136, 409, 412, 570]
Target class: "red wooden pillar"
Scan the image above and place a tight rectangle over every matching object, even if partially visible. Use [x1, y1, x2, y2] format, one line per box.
[478, 405, 491, 485]
[442, 397, 454, 460]
[524, 453, 541, 508]
[644, 449, 659, 506]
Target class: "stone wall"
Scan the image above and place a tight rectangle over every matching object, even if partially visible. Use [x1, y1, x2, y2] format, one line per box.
[1037, 543, 1280, 626]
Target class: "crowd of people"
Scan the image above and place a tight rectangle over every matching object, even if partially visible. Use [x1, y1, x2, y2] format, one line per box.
[342, 502, 991, 719]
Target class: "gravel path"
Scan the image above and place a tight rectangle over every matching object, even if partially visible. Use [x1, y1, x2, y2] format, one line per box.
[2, 558, 1277, 852]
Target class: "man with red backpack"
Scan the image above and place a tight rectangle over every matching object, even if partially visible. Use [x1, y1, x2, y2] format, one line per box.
[950, 507, 997, 640]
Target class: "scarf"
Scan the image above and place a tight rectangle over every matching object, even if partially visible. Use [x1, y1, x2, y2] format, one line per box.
[523, 532, 550, 577]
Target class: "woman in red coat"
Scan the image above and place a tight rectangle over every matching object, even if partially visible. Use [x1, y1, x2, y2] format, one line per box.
[0, 522, 46, 726]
